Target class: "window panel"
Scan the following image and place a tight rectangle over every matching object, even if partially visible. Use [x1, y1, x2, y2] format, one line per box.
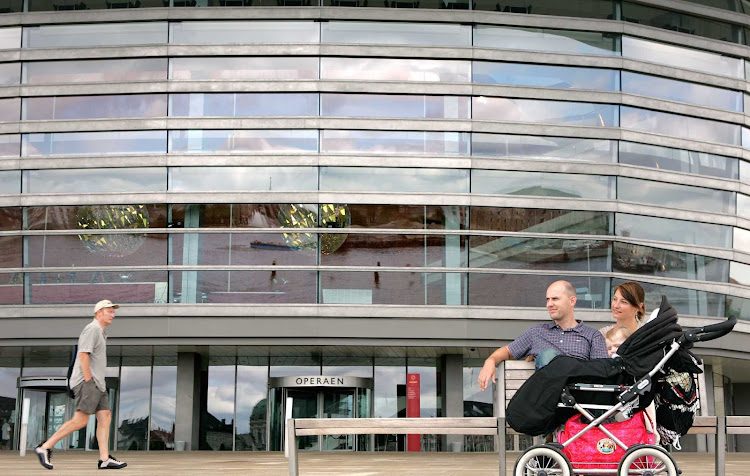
[473, 26, 619, 55]
[0, 135, 19, 157]
[619, 141, 738, 179]
[615, 278, 726, 318]
[320, 234, 467, 268]
[150, 363, 176, 451]
[346, 204, 467, 230]
[322, 130, 468, 155]
[473, 98, 618, 127]
[473, 62, 619, 90]
[619, 177, 735, 214]
[23, 95, 167, 120]
[170, 203, 316, 229]
[622, 36, 742, 78]
[169, 167, 317, 192]
[471, 207, 612, 234]
[171, 233, 315, 267]
[322, 21, 471, 46]
[235, 363, 269, 451]
[321, 94, 469, 119]
[23, 168, 167, 193]
[0, 63, 19, 86]
[0, 27, 20, 49]
[319, 271, 466, 305]
[735, 227, 750, 253]
[25, 270, 168, 305]
[470, 237, 610, 272]
[0, 171, 19, 194]
[172, 270, 317, 304]
[621, 106, 740, 145]
[469, 273, 609, 308]
[170, 21, 319, 44]
[23, 131, 167, 157]
[474, 0, 614, 18]
[322, 57, 469, 82]
[23, 23, 167, 48]
[616, 213, 731, 248]
[202, 364, 234, 451]
[472, 134, 615, 163]
[622, 2, 740, 43]
[169, 93, 318, 117]
[23, 59, 167, 85]
[0, 98, 19, 122]
[170, 57, 318, 81]
[25, 204, 167, 230]
[614, 242, 728, 282]
[168, 130, 318, 154]
[117, 365, 151, 451]
[320, 167, 469, 193]
[26, 234, 167, 268]
[622, 71, 742, 111]
[739, 194, 750, 219]
[472, 170, 614, 199]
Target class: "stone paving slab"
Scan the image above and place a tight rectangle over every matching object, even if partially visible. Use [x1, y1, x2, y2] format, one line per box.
[0, 450, 745, 475]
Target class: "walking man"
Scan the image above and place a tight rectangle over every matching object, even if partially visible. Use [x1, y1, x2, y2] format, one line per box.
[478, 280, 608, 390]
[35, 300, 127, 470]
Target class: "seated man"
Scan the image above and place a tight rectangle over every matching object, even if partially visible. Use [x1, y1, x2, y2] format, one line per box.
[478, 280, 608, 391]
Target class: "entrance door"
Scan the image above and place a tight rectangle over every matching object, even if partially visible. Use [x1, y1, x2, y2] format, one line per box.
[287, 389, 318, 451]
[321, 389, 354, 451]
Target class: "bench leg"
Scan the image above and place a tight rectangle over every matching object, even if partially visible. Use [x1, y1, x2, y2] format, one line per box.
[715, 417, 725, 476]
[498, 417, 506, 476]
[287, 419, 298, 476]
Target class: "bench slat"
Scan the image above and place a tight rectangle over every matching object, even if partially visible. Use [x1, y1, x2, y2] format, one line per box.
[294, 417, 498, 429]
[727, 427, 750, 434]
[296, 427, 499, 436]
[727, 416, 750, 426]
[505, 361, 536, 370]
[506, 370, 535, 380]
[693, 416, 718, 426]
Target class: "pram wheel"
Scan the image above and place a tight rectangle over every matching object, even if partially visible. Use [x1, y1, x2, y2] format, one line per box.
[513, 444, 572, 476]
[617, 444, 678, 476]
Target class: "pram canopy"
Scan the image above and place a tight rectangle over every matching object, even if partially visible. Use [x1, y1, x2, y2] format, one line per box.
[506, 296, 703, 436]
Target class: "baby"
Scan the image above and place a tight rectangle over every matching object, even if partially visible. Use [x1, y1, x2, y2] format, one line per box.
[605, 326, 632, 357]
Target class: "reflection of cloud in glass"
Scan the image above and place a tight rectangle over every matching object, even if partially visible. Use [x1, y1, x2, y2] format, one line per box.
[320, 167, 468, 194]
[119, 367, 151, 423]
[208, 366, 235, 422]
[169, 130, 317, 154]
[170, 167, 317, 192]
[25, 168, 166, 194]
[474, 26, 616, 56]
[150, 367, 176, 431]
[235, 366, 268, 434]
[172, 57, 318, 81]
[374, 366, 405, 418]
[321, 130, 468, 156]
[322, 22, 471, 47]
[462, 368, 492, 404]
[321, 94, 468, 119]
[622, 36, 742, 78]
[322, 57, 469, 82]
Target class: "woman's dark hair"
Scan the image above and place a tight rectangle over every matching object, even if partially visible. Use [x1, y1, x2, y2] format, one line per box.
[614, 281, 646, 321]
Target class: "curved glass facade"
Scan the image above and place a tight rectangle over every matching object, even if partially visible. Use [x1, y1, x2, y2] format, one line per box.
[0, 0, 748, 456]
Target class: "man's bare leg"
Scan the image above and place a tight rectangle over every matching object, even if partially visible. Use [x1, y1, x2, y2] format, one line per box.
[95, 409, 111, 461]
[41, 411, 89, 450]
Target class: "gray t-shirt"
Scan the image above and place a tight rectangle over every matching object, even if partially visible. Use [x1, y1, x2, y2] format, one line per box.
[69, 319, 107, 392]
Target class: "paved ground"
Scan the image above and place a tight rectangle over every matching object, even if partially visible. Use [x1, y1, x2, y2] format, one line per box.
[0, 450, 746, 475]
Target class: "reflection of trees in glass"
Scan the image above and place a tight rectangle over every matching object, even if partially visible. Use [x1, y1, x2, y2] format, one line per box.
[117, 417, 149, 451]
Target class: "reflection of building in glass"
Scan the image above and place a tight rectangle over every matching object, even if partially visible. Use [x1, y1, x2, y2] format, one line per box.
[0, 0, 749, 456]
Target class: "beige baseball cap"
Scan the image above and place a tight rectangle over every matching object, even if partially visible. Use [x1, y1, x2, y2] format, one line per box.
[94, 299, 120, 314]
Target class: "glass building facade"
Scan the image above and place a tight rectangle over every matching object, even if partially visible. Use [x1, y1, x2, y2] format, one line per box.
[0, 0, 749, 455]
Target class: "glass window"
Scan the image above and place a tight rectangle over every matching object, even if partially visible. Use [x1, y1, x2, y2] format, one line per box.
[620, 106, 740, 145]
[622, 71, 742, 111]
[322, 130, 468, 156]
[0, 362, 20, 450]
[473, 98, 618, 127]
[22, 168, 166, 193]
[616, 213, 731, 248]
[618, 177, 735, 214]
[23, 23, 168, 48]
[0, 98, 19, 122]
[473, 62, 619, 90]
[202, 363, 235, 451]
[321, 234, 467, 268]
[621, 36, 743, 78]
[738, 194, 750, 219]
[321, 94, 469, 119]
[23, 59, 167, 85]
[619, 141, 738, 179]
[469, 273, 609, 308]
[0, 272, 22, 305]
[682, 0, 743, 12]
[172, 232, 315, 267]
[322, 22, 471, 46]
[319, 271, 465, 305]
[407, 359, 441, 431]
[614, 242, 728, 282]
[169, 93, 318, 117]
[0, 236, 21, 268]
[622, 2, 740, 44]
[373, 358, 405, 451]
[472, 170, 614, 199]
[170, 21, 319, 44]
[0, 135, 19, 157]
[615, 278, 726, 318]
[320, 167, 469, 193]
[27, 233, 166, 268]
[23, 95, 167, 120]
[0, 171, 19, 194]
[470, 237, 610, 272]
[170, 203, 314, 229]
[170, 57, 318, 81]
[471, 207, 612, 234]
[270, 355, 320, 378]
[473, 26, 619, 55]
[730, 260, 750, 287]
[322, 356, 373, 378]
[235, 358, 269, 451]
[322, 57, 469, 82]
[149, 361, 176, 451]
[168, 130, 318, 154]
[472, 134, 615, 163]
[0, 63, 19, 86]
[170, 167, 317, 192]
[735, 227, 750, 253]
[117, 364, 151, 451]
[26, 204, 166, 230]
[173, 270, 317, 304]
[23, 131, 167, 157]
[26, 270, 168, 305]
[0, 28, 20, 49]
[742, 160, 750, 184]
[346, 204, 467, 230]
[474, 0, 614, 18]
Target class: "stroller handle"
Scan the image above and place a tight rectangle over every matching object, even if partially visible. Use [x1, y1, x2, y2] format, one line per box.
[681, 315, 737, 344]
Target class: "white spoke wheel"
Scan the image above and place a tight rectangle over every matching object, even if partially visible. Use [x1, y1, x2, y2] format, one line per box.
[513, 444, 572, 476]
[617, 445, 678, 476]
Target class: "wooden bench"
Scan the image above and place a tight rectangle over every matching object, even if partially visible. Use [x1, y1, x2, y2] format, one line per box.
[286, 417, 501, 476]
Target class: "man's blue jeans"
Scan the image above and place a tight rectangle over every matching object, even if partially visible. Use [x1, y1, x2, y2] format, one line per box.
[534, 348, 561, 371]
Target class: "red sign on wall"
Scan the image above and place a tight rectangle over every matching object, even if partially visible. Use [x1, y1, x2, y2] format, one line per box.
[406, 373, 421, 452]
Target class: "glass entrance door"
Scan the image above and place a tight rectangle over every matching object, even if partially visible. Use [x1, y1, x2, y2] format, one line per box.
[21, 389, 68, 450]
[287, 389, 318, 451]
[321, 389, 354, 451]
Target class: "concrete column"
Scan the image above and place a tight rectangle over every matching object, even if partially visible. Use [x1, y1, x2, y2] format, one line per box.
[441, 354, 464, 451]
[175, 352, 202, 451]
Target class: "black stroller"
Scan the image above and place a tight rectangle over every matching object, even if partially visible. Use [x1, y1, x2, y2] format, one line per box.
[505, 296, 736, 476]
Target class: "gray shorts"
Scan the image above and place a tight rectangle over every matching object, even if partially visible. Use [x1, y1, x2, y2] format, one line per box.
[73, 379, 110, 414]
